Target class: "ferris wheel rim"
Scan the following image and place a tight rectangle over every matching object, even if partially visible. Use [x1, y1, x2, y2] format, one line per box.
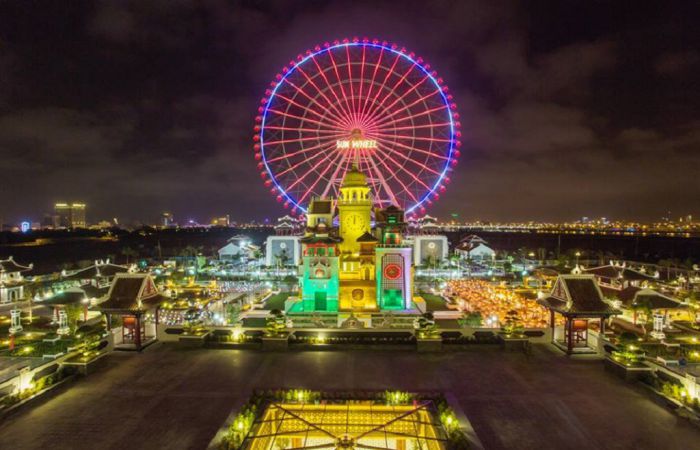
[255, 39, 460, 215]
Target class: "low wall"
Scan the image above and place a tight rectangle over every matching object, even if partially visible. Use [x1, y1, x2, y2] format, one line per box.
[647, 360, 700, 401]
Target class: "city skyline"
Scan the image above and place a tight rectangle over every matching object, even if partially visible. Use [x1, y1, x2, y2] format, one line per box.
[1, 1, 699, 223]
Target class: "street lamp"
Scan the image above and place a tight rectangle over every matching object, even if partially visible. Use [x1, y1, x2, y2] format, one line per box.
[575, 251, 581, 266]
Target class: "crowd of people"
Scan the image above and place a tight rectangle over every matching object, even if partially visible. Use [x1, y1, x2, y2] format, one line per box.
[446, 279, 549, 328]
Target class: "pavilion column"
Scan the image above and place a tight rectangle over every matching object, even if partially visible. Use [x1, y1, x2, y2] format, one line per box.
[566, 317, 573, 355]
[134, 314, 142, 350]
[155, 307, 159, 326]
[550, 310, 555, 343]
[106, 313, 111, 330]
[600, 317, 605, 334]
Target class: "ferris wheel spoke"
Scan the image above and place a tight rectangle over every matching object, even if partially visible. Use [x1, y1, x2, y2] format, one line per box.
[363, 149, 399, 206]
[370, 89, 444, 128]
[359, 45, 385, 120]
[326, 48, 356, 125]
[363, 54, 420, 124]
[286, 143, 342, 195]
[371, 101, 448, 131]
[273, 140, 337, 178]
[263, 125, 347, 134]
[273, 91, 347, 129]
[369, 135, 450, 171]
[370, 138, 442, 179]
[373, 121, 452, 133]
[371, 132, 453, 146]
[266, 138, 344, 163]
[344, 44, 358, 125]
[362, 50, 402, 127]
[356, 44, 367, 122]
[370, 151, 421, 204]
[296, 65, 353, 128]
[282, 77, 350, 128]
[266, 108, 344, 131]
[366, 73, 431, 125]
[309, 53, 353, 121]
[265, 134, 344, 146]
[296, 150, 346, 204]
[320, 150, 351, 199]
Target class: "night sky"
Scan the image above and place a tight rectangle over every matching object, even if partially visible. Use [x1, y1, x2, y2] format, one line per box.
[1, 0, 699, 224]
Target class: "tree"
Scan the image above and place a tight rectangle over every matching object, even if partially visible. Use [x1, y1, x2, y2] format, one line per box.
[423, 255, 437, 269]
[64, 303, 83, 334]
[226, 303, 242, 325]
[458, 312, 482, 328]
[275, 249, 289, 270]
[121, 246, 138, 264]
[502, 309, 523, 335]
[265, 309, 287, 336]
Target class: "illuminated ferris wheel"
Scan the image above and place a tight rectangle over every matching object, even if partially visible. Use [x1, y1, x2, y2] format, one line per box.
[253, 38, 461, 216]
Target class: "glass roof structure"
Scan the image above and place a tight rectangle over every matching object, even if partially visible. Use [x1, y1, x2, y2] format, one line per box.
[243, 401, 448, 450]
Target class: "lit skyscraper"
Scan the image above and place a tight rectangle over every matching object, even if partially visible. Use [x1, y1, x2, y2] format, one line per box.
[54, 203, 87, 228]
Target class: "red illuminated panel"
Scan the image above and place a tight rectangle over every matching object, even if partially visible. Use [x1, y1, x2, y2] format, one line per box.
[384, 263, 402, 280]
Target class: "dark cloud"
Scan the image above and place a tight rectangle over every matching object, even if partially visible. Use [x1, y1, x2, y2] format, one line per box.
[0, 0, 698, 224]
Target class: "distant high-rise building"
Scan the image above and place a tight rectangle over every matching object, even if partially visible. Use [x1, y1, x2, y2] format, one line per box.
[70, 203, 86, 228]
[161, 212, 174, 227]
[211, 215, 230, 227]
[54, 203, 71, 228]
[54, 203, 87, 228]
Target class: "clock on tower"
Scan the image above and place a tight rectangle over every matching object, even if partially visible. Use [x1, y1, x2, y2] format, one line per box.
[338, 165, 372, 254]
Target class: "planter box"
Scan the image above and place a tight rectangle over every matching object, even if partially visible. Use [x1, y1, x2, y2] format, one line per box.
[42, 352, 64, 360]
[498, 334, 529, 352]
[0, 375, 76, 420]
[178, 334, 208, 348]
[62, 351, 110, 375]
[604, 357, 651, 382]
[262, 335, 289, 351]
[416, 338, 442, 353]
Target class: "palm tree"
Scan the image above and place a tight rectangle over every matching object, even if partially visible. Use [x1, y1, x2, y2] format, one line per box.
[121, 246, 138, 264]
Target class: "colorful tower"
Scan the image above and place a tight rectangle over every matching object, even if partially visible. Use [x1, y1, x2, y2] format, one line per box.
[295, 167, 414, 313]
[337, 165, 372, 255]
[375, 206, 413, 310]
[337, 166, 378, 310]
[299, 199, 340, 311]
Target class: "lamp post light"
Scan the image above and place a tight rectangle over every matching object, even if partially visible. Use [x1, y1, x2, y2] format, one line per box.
[575, 251, 581, 266]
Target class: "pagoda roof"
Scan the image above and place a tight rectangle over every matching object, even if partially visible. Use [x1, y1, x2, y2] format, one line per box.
[356, 232, 378, 242]
[64, 261, 129, 280]
[632, 289, 687, 310]
[300, 234, 342, 244]
[341, 165, 368, 187]
[458, 234, 488, 246]
[583, 264, 656, 281]
[532, 267, 562, 278]
[537, 275, 620, 317]
[0, 257, 32, 273]
[600, 285, 641, 303]
[97, 274, 166, 313]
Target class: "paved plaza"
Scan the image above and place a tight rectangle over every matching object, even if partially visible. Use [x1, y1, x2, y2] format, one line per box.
[1, 344, 698, 449]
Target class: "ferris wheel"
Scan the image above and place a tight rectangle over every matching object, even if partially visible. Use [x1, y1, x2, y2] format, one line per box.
[253, 38, 461, 216]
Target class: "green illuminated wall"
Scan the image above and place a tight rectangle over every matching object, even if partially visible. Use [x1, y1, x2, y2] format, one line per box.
[300, 249, 339, 312]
